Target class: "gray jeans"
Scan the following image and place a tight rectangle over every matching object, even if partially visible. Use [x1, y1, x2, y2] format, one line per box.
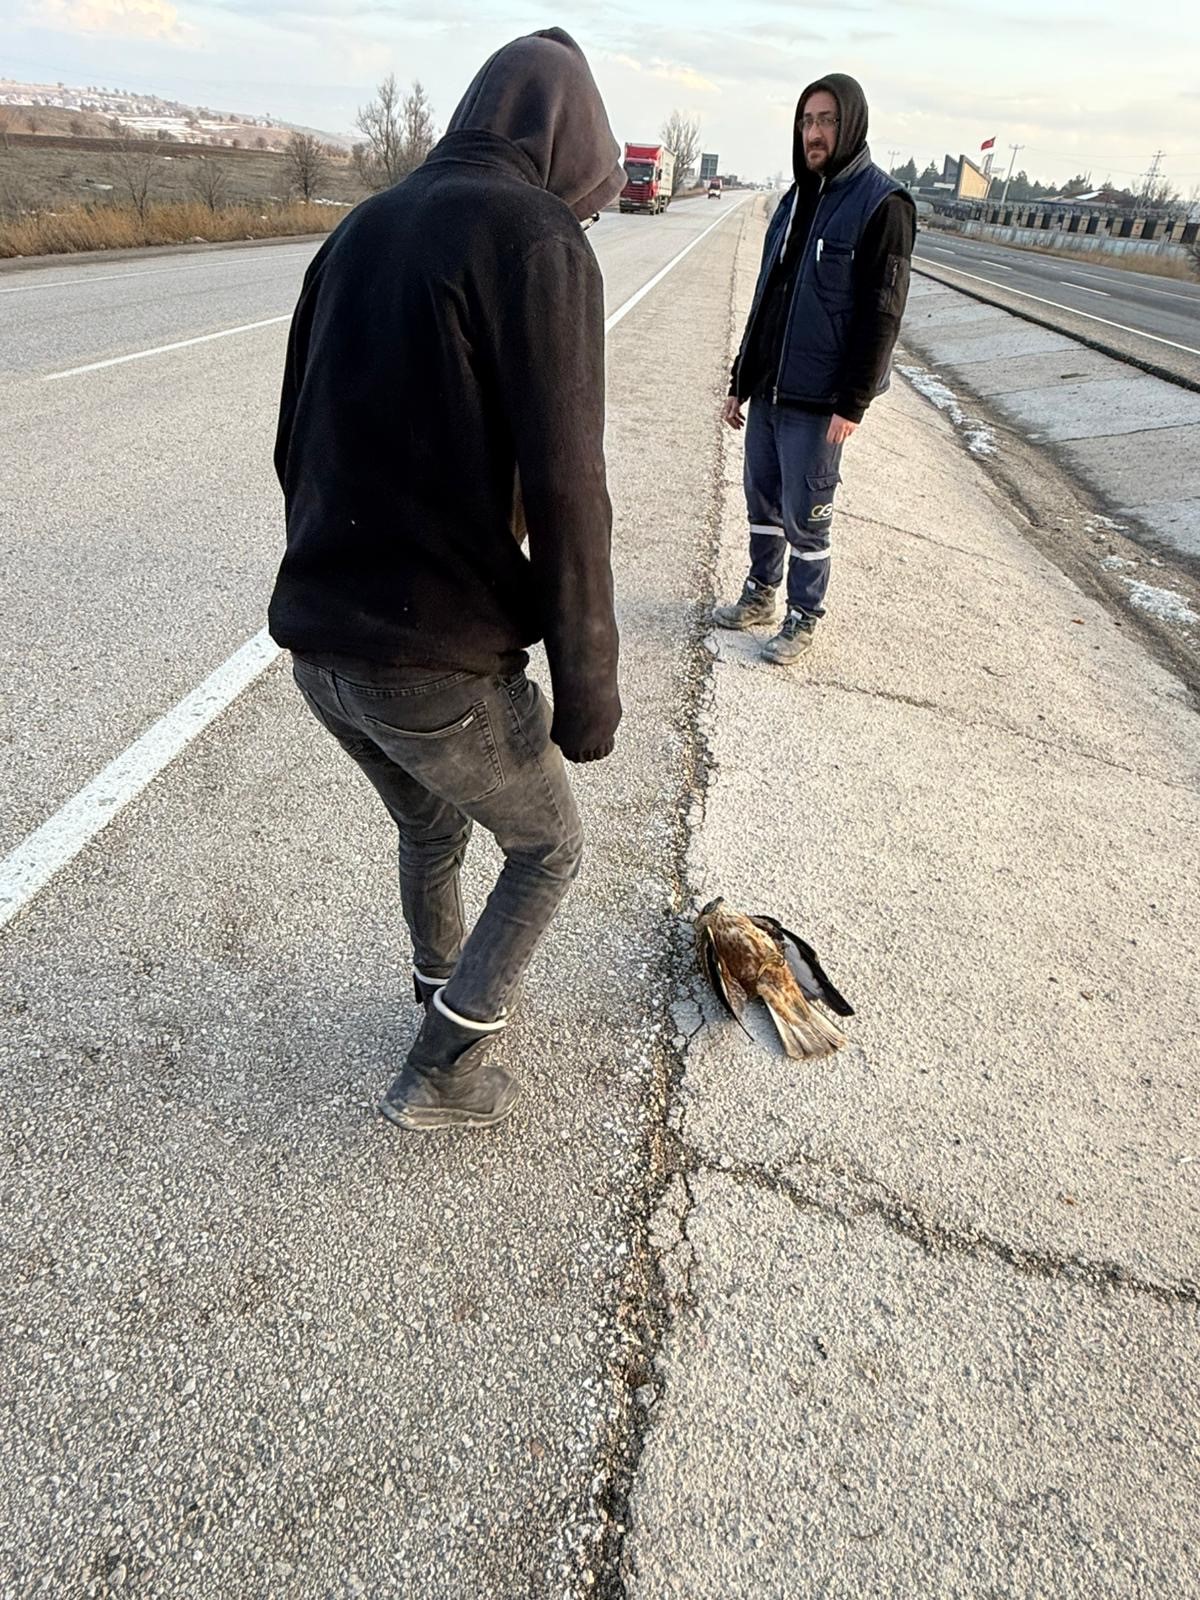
[292, 657, 584, 1023]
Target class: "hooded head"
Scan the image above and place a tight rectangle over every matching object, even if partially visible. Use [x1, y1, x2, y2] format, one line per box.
[446, 27, 625, 219]
[792, 73, 870, 186]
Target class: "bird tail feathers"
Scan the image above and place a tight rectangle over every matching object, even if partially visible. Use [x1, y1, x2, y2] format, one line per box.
[759, 973, 847, 1059]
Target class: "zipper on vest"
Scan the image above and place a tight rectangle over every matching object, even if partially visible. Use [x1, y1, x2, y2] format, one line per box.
[773, 174, 825, 401]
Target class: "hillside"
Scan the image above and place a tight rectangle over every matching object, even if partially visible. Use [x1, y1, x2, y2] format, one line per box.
[0, 78, 349, 153]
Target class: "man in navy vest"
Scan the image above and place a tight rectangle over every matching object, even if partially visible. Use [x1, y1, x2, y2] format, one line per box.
[715, 74, 915, 662]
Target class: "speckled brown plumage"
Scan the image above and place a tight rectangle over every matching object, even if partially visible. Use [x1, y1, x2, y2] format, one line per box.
[695, 898, 853, 1059]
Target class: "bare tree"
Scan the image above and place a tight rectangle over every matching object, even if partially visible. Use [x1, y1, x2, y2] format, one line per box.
[354, 73, 403, 190]
[25, 110, 43, 134]
[187, 156, 229, 212]
[0, 108, 16, 150]
[660, 110, 701, 195]
[284, 132, 330, 202]
[109, 141, 159, 222]
[400, 80, 436, 171]
[354, 75, 436, 190]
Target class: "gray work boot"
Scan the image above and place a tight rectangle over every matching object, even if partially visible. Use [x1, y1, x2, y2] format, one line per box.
[762, 609, 818, 664]
[381, 995, 519, 1132]
[713, 577, 780, 630]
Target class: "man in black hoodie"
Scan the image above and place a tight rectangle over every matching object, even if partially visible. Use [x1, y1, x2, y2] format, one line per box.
[715, 75, 915, 661]
[269, 30, 625, 1131]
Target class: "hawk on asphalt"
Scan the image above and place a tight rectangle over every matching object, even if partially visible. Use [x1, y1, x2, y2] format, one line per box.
[695, 898, 854, 1059]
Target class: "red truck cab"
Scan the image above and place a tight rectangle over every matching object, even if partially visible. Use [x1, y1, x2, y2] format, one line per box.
[620, 142, 676, 215]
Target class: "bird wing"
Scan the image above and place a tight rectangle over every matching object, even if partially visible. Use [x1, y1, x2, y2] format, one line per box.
[757, 967, 848, 1060]
[750, 915, 855, 1018]
[697, 924, 754, 1040]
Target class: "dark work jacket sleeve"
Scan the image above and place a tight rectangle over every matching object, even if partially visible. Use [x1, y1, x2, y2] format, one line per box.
[495, 234, 621, 763]
[835, 193, 916, 423]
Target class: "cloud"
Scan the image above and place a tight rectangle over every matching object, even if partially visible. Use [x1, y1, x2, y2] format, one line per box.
[740, 21, 827, 45]
[35, 0, 195, 42]
[604, 52, 719, 94]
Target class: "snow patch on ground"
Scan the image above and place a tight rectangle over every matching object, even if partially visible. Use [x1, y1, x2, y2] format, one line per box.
[897, 364, 998, 457]
[1100, 555, 1136, 571]
[1123, 581, 1199, 626]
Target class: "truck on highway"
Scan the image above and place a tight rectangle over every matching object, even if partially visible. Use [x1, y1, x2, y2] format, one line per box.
[620, 143, 676, 215]
[707, 177, 723, 200]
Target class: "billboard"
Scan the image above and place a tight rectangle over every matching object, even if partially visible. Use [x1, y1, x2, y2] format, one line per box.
[700, 152, 719, 181]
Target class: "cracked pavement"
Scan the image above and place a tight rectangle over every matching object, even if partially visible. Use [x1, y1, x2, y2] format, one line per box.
[623, 207, 1200, 1598]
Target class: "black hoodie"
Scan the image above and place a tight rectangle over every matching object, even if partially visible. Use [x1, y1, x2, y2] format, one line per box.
[270, 30, 625, 762]
[732, 74, 914, 421]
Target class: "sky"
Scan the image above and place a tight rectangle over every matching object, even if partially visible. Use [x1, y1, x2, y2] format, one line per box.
[4, 0, 1199, 191]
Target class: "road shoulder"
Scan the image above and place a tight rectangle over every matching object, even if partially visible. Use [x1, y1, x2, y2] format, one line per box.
[623, 201, 1200, 1600]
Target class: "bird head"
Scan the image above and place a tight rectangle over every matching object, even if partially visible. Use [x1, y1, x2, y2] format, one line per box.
[699, 897, 725, 917]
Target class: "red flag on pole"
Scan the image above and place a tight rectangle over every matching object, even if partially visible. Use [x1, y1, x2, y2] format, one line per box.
[980, 136, 996, 151]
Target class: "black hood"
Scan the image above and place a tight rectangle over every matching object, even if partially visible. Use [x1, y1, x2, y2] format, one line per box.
[445, 27, 625, 220]
[792, 72, 870, 187]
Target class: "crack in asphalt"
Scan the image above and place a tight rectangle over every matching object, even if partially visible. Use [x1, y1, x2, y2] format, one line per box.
[590, 207, 752, 1600]
[805, 674, 1200, 795]
[839, 507, 1026, 570]
[683, 1149, 1200, 1309]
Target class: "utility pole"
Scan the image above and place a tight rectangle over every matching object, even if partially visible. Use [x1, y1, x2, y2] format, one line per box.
[999, 143, 1024, 205]
[1139, 149, 1167, 210]
[887, 147, 901, 177]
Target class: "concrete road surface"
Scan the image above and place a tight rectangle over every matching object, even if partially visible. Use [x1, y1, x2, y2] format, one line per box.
[3, 195, 1198, 1598]
[914, 231, 1200, 389]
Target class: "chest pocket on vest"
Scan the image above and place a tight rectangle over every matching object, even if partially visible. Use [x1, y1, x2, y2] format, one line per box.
[815, 241, 855, 308]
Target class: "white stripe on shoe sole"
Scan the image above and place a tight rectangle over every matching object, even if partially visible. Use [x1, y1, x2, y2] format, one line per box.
[2, 211, 746, 932]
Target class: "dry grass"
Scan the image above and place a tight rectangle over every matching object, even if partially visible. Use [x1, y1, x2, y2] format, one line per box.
[0, 198, 344, 258]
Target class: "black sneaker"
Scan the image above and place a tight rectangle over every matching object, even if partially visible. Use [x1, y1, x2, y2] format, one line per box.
[713, 578, 780, 630]
[762, 610, 817, 664]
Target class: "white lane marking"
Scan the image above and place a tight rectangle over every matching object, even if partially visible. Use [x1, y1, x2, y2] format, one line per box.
[40, 201, 746, 378]
[0, 251, 315, 296]
[604, 195, 748, 332]
[3, 202, 744, 930]
[918, 259, 1200, 356]
[1062, 280, 1110, 296]
[939, 249, 1200, 303]
[44, 315, 292, 380]
[0, 631, 278, 932]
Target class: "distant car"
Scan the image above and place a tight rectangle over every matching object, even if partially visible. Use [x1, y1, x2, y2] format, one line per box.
[708, 178, 723, 200]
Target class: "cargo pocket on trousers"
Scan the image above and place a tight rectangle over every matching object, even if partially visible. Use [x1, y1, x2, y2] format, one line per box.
[362, 701, 504, 806]
[804, 471, 841, 532]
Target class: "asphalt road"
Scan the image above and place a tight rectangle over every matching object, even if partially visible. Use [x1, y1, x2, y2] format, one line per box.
[0, 195, 752, 1596]
[914, 231, 1200, 349]
[0, 198, 738, 858]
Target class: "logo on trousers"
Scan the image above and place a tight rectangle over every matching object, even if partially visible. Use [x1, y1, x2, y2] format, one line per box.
[809, 503, 834, 521]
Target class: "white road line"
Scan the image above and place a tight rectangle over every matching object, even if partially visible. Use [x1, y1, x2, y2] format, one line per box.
[0, 251, 315, 296]
[0, 632, 278, 932]
[980, 260, 1013, 270]
[2, 202, 745, 932]
[918, 259, 1200, 356]
[604, 196, 748, 332]
[1062, 281, 1110, 296]
[44, 315, 293, 380]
